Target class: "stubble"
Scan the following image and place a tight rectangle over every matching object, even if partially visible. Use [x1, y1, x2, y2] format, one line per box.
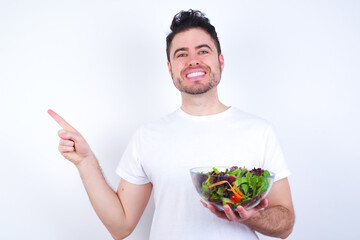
[171, 63, 222, 95]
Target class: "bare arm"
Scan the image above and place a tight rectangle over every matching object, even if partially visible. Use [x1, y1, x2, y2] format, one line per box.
[241, 178, 295, 238]
[77, 159, 152, 239]
[48, 109, 152, 239]
[202, 178, 295, 239]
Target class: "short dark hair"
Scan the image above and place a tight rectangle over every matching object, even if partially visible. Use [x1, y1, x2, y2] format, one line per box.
[166, 9, 222, 61]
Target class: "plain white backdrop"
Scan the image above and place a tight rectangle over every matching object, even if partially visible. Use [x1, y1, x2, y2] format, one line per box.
[1, 0, 359, 239]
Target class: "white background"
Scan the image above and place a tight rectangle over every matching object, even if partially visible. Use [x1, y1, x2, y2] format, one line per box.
[1, 0, 359, 239]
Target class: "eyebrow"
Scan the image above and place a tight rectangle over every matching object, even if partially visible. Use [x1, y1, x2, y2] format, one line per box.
[173, 47, 187, 58]
[196, 44, 212, 51]
[172, 44, 213, 58]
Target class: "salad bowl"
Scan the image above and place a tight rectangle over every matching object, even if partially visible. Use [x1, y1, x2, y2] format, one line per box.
[190, 166, 275, 211]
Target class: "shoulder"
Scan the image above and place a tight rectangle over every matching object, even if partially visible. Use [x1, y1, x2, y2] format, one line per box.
[134, 109, 181, 137]
[228, 107, 273, 128]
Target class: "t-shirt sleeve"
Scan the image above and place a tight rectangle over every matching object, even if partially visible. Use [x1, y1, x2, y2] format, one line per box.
[262, 125, 291, 182]
[116, 129, 150, 185]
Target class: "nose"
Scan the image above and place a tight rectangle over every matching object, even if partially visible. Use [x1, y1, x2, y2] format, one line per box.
[188, 54, 200, 67]
[188, 59, 200, 67]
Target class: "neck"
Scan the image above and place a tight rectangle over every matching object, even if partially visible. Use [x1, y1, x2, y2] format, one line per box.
[180, 87, 229, 116]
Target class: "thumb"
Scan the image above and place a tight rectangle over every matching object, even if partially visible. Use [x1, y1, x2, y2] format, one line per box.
[58, 129, 83, 143]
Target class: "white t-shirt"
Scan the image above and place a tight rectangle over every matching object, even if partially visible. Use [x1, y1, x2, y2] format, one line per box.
[116, 107, 290, 240]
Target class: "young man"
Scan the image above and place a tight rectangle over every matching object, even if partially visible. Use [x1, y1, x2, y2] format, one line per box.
[49, 10, 294, 240]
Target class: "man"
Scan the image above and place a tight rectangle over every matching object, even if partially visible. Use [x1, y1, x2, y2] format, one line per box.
[48, 9, 295, 240]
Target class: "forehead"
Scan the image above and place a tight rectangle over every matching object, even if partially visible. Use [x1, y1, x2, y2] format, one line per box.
[169, 28, 216, 54]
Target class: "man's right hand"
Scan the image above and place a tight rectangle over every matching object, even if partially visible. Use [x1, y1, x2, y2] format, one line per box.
[48, 109, 153, 239]
[48, 109, 94, 166]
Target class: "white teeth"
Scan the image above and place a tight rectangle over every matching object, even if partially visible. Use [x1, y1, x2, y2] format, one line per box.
[187, 72, 205, 78]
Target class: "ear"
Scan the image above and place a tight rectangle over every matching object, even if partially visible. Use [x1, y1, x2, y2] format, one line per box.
[167, 61, 172, 75]
[219, 54, 224, 72]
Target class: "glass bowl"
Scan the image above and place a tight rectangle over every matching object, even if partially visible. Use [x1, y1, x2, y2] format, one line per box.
[190, 166, 275, 211]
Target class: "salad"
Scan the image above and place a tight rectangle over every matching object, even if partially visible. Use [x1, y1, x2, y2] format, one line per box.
[200, 166, 272, 209]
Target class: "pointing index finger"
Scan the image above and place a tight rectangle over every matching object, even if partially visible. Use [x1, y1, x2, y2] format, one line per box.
[48, 109, 77, 132]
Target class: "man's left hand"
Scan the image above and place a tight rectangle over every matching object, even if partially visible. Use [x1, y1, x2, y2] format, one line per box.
[201, 199, 268, 222]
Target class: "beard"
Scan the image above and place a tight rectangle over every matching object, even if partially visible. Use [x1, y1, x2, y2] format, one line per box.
[171, 64, 222, 95]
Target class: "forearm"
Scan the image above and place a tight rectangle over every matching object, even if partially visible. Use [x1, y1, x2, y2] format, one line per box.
[76, 157, 129, 239]
[243, 205, 295, 239]
[48, 110, 132, 239]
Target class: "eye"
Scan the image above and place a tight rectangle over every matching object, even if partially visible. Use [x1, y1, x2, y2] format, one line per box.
[199, 50, 208, 55]
[177, 53, 187, 58]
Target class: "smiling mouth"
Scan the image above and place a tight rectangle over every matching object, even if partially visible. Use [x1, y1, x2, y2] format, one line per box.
[186, 71, 206, 79]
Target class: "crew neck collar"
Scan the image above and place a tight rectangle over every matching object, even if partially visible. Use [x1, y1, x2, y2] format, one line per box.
[176, 106, 233, 121]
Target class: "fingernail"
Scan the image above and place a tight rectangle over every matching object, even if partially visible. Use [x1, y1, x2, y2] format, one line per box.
[58, 129, 66, 135]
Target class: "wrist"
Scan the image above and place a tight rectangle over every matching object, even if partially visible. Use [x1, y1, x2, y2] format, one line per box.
[75, 154, 99, 170]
